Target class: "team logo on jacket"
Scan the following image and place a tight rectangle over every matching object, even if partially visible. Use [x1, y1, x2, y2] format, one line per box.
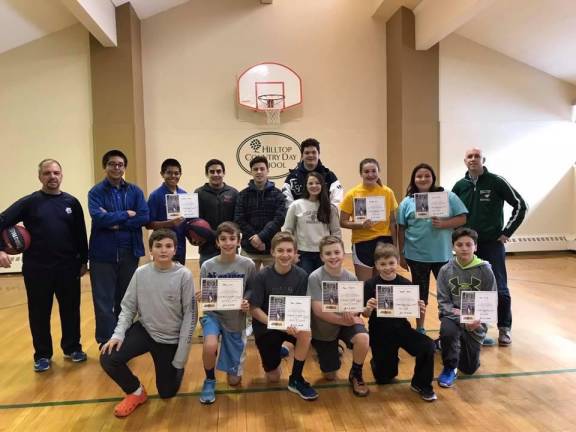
[289, 178, 303, 195]
[480, 189, 491, 202]
[65, 207, 72, 214]
[237, 132, 301, 179]
[448, 276, 481, 296]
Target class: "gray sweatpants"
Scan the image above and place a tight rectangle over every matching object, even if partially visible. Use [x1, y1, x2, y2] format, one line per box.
[440, 317, 481, 375]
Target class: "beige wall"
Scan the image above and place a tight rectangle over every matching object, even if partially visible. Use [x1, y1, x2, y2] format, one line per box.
[0, 24, 93, 221]
[141, 0, 388, 253]
[439, 34, 576, 237]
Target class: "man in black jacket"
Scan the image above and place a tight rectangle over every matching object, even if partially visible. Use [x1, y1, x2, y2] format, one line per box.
[0, 159, 88, 372]
[195, 159, 238, 266]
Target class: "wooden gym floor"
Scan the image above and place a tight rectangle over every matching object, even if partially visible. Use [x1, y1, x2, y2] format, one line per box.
[0, 254, 575, 431]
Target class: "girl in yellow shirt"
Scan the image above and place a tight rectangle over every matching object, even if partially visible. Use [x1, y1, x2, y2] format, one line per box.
[340, 158, 398, 281]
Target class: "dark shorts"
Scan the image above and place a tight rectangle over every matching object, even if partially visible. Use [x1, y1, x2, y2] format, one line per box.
[352, 236, 393, 268]
[311, 324, 368, 373]
[254, 330, 297, 372]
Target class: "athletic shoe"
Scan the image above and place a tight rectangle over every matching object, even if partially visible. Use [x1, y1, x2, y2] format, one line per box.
[33, 358, 51, 373]
[437, 367, 457, 388]
[349, 375, 370, 397]
[280, 345, 290, 359]
[482, 336, 496, 347]
[416, 327, 426, 335]
[288, 376, 319, 401]
[64, 351, 87, 363]
[199, 379, 216, 404]
[114, 386, 148, 417]
[410, 384, 437, 402]
[498, 329, 512, 346]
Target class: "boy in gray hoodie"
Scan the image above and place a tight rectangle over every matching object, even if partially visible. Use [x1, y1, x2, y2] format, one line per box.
[436, 227, 496, 388]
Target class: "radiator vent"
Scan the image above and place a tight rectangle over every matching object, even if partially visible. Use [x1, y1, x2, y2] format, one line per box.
[506, 234, 575, 252]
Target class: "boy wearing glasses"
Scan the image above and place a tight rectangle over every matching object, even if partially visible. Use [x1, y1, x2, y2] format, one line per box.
[89, 150, 149, 348]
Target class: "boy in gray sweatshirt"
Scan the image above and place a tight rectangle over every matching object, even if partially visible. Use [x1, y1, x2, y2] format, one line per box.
[100, 229, 197, 417]
[436, 227, 497, 388]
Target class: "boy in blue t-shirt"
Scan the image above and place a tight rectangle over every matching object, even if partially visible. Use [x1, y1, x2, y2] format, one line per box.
[147, 158, 188, 264]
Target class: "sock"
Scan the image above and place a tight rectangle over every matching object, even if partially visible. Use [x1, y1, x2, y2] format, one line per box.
[291, 359, 305, 380]
[132, 385, 143, 396]
[205, 368, 215, 380]
[350, 362, 363, 379]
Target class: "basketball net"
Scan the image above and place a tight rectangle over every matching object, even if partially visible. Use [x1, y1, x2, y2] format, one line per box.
[257, 94, 285, 125]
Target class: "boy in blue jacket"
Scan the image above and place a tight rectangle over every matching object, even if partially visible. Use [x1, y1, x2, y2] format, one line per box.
[89, 150, 149, 347]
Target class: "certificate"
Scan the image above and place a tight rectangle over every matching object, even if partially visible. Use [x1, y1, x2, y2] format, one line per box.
[166, 193, 199, 219]
[414, 191, 449, 219]
[376, 285, 420, 318]
[460, 291, 498, 325]
[267, 295, 311, 331]
[201, 278, 244, 311]
[322, 281, 364, 313]
[354, 196, 386, 222]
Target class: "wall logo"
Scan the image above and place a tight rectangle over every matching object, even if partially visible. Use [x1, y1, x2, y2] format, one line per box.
[236, 132, 301, 179]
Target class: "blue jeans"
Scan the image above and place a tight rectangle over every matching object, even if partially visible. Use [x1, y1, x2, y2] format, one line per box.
[90, 249, 139, 344]
[297, 251, 323, 275]
[476, 240, 511, 330]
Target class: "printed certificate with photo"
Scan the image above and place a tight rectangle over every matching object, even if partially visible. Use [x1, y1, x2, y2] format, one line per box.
[354, 196, 386, 222]
[201, 278, 243, 311]
[376, 284, 420, 318]
[166, 193, 199, 219]
[414, 191, 449, 219]
[322, 281, 364, 313]
[267, 295, 311, 331]
[460, 291, 498, 324]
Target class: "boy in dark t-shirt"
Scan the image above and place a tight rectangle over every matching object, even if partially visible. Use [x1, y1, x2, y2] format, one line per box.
[249, 232, 318, 401]
[363, 243, 437, 402]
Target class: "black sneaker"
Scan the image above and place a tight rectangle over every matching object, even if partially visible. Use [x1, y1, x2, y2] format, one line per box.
[288, 376, 319, 401]
[410, 384, 437, 402]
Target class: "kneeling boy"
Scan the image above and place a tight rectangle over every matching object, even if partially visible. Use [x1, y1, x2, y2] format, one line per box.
[100, 229, 197, 417]
[249, 231, 318, 400]
[198, 222, 256, 404]
[436, 227, 497, 388]
[363, 244, 436, 401]
[308, 236, 370, 397]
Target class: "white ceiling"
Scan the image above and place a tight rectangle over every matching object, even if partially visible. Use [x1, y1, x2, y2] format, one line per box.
[0, 0, 189, 55]
[456, 0, 576, 85]
[0, 0, 77, 54]
[0, 0, 575, 86]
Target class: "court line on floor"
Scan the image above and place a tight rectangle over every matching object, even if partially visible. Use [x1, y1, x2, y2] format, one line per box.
[1, 367, 575, 410]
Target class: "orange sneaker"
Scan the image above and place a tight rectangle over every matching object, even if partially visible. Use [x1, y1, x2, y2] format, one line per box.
[114, 387, 148, 417]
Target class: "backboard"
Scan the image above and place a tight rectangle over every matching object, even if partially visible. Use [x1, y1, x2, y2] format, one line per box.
[237, 62, 302, 112]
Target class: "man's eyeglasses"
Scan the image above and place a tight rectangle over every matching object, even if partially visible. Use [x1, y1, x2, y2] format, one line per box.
[107, 162, 125, 169]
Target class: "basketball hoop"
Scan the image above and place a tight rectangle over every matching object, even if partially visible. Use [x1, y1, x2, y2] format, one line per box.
[257, 94, 285, 125]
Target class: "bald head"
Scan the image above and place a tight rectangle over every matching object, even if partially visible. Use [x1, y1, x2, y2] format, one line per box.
[464, 148, 485, 176]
